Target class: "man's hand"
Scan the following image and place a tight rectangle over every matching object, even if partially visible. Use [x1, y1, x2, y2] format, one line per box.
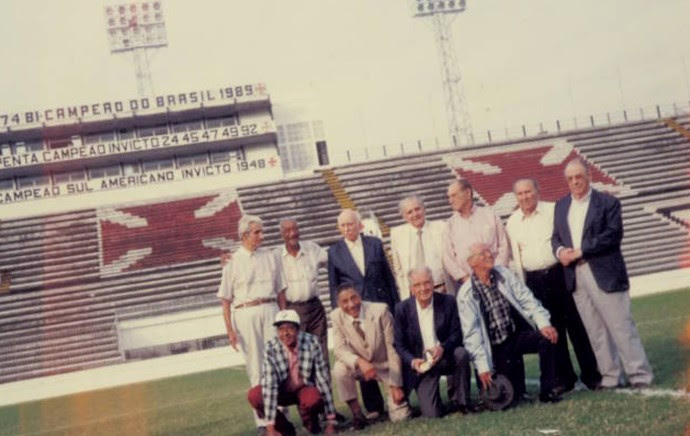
[557, 248, 574, 266]
[540, 326, 558, 344]
[430, 345, 444, 365]
[479, 372, 493, 391]
[227, 329, 239, 351]
[390, 386, 405, 405]
[220, 252, 232, 267]
[357, 358, 377, 381]
[266, 424, 279, 436]
[411, 358, 425, 373]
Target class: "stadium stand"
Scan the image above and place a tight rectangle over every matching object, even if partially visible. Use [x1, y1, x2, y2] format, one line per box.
[1, 116, 689, 384]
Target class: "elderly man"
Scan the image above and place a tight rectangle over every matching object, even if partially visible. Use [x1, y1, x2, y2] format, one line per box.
[393, 266, 472, 417]
[328, 208, 398, 417]
[217, 215, 287, 430]
[458, 243, 562, 404]
[328, 208, 399, 312]
[506, 178, 601, 392]
[331, 284, 410, 429]
[247, 310, 336, 436]
[276, 218, 329, 362]
[443, 179, 511, 291]
[390, 195, 448, 298]
[552, 157, 653, 389]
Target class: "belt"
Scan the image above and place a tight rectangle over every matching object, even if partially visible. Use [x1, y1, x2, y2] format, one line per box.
[525, 264, 558, 277]
[234, 298, 276, 310]
[287, 297, 320, 306]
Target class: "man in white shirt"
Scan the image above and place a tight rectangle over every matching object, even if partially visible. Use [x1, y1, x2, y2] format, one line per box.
[552, 158, 653, 389]
[390, 195, 449, 299]
[443, 179, 511, 292]
[276, 218, 329, 362]
[506, 178, 601, 392]
[217, 214, 287, 430]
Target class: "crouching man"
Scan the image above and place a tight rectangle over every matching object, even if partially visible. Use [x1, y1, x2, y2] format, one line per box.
[248, 310, 336, 435]
[457, 243, 562, 404]
[331, 284, 410, 429]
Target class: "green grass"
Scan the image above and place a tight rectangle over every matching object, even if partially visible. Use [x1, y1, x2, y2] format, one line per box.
[1, 289, 689, 436]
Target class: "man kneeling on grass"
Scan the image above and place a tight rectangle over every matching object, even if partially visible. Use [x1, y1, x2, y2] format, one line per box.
[248, 310, 336, 436]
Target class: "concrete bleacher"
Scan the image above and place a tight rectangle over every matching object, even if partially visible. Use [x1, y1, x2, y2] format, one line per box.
[1, 115, 689, 385]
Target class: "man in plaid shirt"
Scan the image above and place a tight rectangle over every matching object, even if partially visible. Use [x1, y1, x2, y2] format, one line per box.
[248, 310, 336, 435]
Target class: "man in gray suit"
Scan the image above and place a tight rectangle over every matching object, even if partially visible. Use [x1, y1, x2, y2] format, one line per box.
[552, 157, 653, 389]
[331, 284, 410, 429]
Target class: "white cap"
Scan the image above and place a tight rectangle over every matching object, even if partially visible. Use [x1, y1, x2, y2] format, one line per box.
[273, 310, 300, 327]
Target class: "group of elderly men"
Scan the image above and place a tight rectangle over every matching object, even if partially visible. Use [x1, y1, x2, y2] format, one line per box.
[217, 157, 653, 435]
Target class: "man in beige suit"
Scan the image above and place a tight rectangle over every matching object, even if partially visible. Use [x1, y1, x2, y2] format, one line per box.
[331, 284, 410, 429]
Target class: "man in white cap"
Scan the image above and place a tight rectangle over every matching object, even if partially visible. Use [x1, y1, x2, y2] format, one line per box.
[247, 310, 336, 436]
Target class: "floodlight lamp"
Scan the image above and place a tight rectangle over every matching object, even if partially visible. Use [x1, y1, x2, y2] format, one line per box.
[106, 7, 114, 15]
[119, 5, 125, 14]
[142, 2, 149, 10]
[153, 2, 160, 10]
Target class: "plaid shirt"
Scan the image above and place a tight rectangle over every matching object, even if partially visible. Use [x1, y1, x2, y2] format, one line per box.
[260, 331, 335, 423]
[471, 271, 515, 345]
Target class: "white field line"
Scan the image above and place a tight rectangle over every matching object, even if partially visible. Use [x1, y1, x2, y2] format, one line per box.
[524, 379, 690, 399]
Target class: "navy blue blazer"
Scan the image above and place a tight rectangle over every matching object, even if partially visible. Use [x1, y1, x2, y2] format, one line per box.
[393, 293, 463, 390]
[551, 189, 629, 293]
[327, 235, 399, 312]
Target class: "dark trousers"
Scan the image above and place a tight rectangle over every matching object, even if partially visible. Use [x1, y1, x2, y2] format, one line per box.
[525, 265, 601, 388]
[492, 330, 558, 396]
[414, 346, 471, 418]
[286, 297, 329, 365]
[248, 384, 323, 434]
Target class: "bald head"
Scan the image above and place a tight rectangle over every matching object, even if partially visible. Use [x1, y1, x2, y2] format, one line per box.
[564, 157, 591, 200]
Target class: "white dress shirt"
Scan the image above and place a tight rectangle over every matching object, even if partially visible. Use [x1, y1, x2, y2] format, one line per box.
[276, 240, 327, 303]
[216, 246, 286, 306]
[415, 298, 438, 352]
[506, 201, 558, 280]
[567, 189, 592, 250]
[345, 235, 365, 275]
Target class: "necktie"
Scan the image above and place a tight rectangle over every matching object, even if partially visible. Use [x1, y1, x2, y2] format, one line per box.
[353, 320, 367, 345]
[415, 229, 426, 268]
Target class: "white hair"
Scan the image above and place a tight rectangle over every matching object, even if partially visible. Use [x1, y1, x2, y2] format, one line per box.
[398, 195, 425, 216]
[337, 208, 361, 224]
[238, 214, 263, 239]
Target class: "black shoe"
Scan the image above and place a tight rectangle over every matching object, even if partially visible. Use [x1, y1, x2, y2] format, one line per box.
[351, 413, 368, 431]
[539, 391, 563, 403]
[553, 382, 575, 396]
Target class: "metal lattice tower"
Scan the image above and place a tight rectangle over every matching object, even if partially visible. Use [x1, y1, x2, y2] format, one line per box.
[413, 0, 473, 146]
[104, 1, 168, 98]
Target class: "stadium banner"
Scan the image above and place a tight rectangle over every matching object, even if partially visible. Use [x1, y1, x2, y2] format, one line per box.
[0, 82, 268, 128]
[0, 120, 276, 170]
[0, 148, 281, 205]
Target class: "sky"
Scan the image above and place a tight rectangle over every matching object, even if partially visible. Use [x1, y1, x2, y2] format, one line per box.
[1, 0, 690, 155]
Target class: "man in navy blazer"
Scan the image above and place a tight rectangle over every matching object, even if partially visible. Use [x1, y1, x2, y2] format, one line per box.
[393, 266, 471, 417]
[551, 157, 653, 389]
[327, 208, 399, 418]
[328, 209, 399, 313]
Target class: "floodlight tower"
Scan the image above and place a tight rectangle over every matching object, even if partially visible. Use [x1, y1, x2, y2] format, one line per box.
[104, 1, 168, 98]
[412, 0, 473, 146]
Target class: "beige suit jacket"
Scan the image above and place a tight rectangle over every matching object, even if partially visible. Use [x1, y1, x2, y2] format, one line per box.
[331, 302, 403, 387]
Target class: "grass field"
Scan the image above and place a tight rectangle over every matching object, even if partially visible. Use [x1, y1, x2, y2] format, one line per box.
[1, 289, 689, 436]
